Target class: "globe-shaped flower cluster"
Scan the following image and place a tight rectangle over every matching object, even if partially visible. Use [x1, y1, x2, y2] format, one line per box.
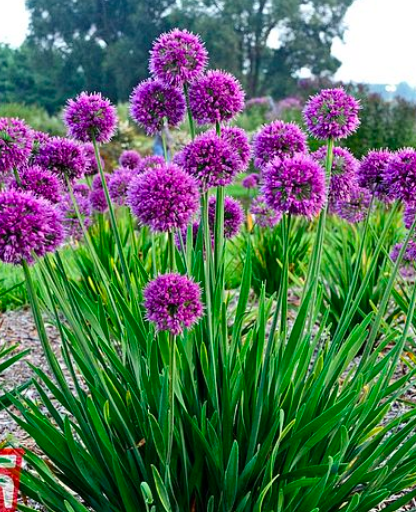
[0, 190, 64, 264]
[128, 163, 200, 233]
[262, 154, 326, 218]
[144, 273, 203, 334]
[303, 88, 360, 140]
[64, 92, 118, 143]
[0, 118, 33, 174]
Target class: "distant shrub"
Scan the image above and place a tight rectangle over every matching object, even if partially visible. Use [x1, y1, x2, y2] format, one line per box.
[346, 92, 416, 157]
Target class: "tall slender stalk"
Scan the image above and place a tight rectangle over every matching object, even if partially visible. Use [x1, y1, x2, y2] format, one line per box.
[22, 260, 66, 387]
[13, 167, 21, 186]
[303, 138, 334, 319]
[183, 84, 196, 140]
[92, 138, 131, 293]
[161, 119, 169, 162]
[214, 122, 224, 283]
[167, 230, 176, 468]
[280, 213, 291, 340]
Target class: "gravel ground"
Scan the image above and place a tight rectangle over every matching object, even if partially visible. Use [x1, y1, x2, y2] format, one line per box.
[1, 308, 416, 511]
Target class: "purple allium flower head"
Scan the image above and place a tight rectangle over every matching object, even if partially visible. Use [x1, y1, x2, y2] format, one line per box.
[130, 79, 186, 135]
[29, 130, 49, 164]
[313, 146, 359, 209]
[119, 149, 142, 170]
[404, 202, 416, 230]
[108, 167, 133, 206]
[179, 131, 240, 191]
[383, 148, 416, 203]
[219, 126, 251, 171]
[90, 173, 110, 213]
[390, 241, 416, 279]
[242, 173, 260, 189]
[82, 142, 103, 176]
[303, 88, 360, 140]
[189, 70, 245, 125]
[8, 165, 62, 204]
[250, 195, 281, 228]
[262, 154, 326, 218]
[35, 137, 86, 182]
[149, 29, 208, 88]
[135, 155, 165, 174]
[253, 120, 307, 169]
[335, 185, 371, 223]
[59, 183, 92, 240]
[208, 195, 244, 239]
[63, 92, 118, 143]
[144, 272, 203, 335]
[358, 149, 392, 202]
[128, 163, 199, 232]
[0, 190, 64, 265]
[0, 118, 33, 174]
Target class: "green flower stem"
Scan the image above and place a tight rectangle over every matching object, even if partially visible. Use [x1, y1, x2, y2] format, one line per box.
[214, 122, 225, 280]
[22, 259, 66, 388]
[92, 138, 131, 294]
[183, 84, 196, 140]
[214, 186, 225, 277]
[13, 167, 22, 186]
[151, 232, 158, 278]
[304, 137, 334, 311]
[280, 213, 291, 341]
[161, 119, 169, 161]
[64, 175, 121, 308]
[167, 330, 176, 467]
[332, 194, 376, 342]
[168, 231, 176, 272]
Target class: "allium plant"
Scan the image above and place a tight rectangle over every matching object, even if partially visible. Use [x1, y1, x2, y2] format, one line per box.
[262, 154, 327, 217]
[63, 92, 118, 143]
[82, 142, 103, 175]
[0, 190, 63, 264]
[130, 79, 186, 134]
[358, 149, 392, 202]
[242, 173, 260, 189]
[149, 29, 208, 87]
[220, 126, 251, 172]
[188, 70, 245, 125]
[250, 194, 281, 228]
[8, 165, 62, 204]
[303, 87, 360, 140]
[135, 155, 165, 174]
[178, 130, 240, 190]
[59, 183, 92, 240]
[128, 163, 199, 233]
[90, 173, 110, 213]
[335, 185, 371, 223]
[313, 145, 359, 209]
[144, 273, 203, 335]
[108, 167, 133, 206]
[7, 28, 416, 512]
[253, 120, 307, 169]
[119, 149, 142, 170]
[35, 136, 86, 183]
[0, 117, 33, 174]
[208, 195, 244, 239]
[383, 147, 416, 202]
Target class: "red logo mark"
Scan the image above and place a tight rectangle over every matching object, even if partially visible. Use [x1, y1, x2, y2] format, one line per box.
[0, 449, 24, 512]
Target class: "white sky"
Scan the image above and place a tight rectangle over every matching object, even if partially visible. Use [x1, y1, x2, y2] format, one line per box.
[0, 0, 416, 86]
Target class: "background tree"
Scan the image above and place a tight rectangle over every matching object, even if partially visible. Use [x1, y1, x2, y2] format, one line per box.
[8, 0, 356, 110]
[172, 0, 354, 96]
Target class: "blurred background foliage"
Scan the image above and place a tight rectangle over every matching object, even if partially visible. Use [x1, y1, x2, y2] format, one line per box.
[2, 0, 354, 109]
